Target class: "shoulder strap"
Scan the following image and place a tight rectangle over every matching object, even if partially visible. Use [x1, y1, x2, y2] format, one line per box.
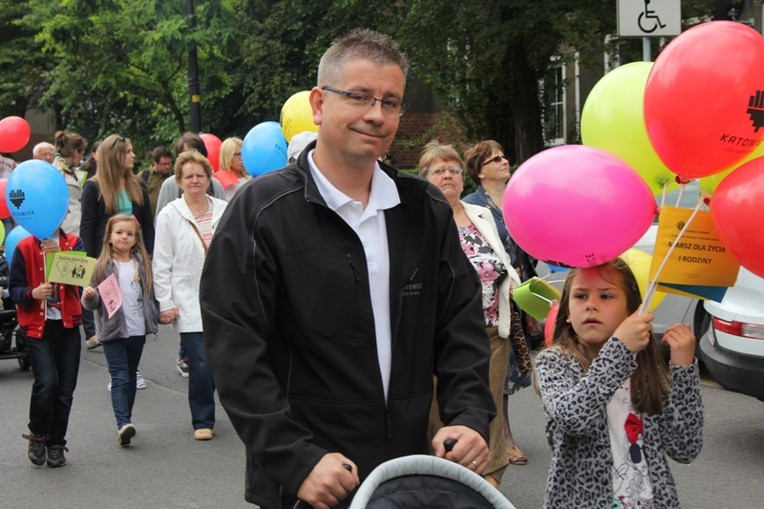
[185, 219, 208, 257]
[140, 169, 150, 184]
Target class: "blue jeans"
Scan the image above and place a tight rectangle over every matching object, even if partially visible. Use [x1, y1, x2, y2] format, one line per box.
[26, 320, 81, 446]
[81, 307, 96, 339]
[180, 332, 215, 429]
[102, 336, 146, 428]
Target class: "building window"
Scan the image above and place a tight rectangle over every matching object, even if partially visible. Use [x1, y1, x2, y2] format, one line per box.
[541, 58, 566, 146]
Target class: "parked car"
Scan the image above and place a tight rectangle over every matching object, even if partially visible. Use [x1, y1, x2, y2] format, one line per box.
[700, 268, 764, 401]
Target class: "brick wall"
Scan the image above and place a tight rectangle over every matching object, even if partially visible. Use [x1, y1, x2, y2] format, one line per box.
[388, 112, 468, 169]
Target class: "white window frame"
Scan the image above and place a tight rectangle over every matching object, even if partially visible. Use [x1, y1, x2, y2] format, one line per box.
[540, 56, 566, 147]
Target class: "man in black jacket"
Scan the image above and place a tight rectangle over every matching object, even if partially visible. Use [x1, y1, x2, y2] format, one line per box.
[201, 29, 494, 509]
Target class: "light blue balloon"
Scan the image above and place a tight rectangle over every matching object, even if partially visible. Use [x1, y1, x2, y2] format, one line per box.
[6, 160, 69, 239]
[242, 121, 288, 177]
[4, 225, 31, 267]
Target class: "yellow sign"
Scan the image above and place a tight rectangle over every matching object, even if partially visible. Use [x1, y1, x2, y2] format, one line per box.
[46, 252, 97, 287]
[649, 206, 739, 300]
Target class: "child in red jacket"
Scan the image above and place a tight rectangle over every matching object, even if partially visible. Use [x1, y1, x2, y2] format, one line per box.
[9, 228, 84, 468]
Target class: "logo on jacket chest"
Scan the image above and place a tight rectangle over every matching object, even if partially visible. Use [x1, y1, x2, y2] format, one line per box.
[402, 268, 422, 297]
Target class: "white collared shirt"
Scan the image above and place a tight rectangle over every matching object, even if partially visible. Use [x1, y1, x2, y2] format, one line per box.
[308, 151, 401, 400]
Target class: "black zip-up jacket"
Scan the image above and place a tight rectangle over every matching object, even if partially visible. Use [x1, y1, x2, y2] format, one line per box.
[200, 144, 494, 508]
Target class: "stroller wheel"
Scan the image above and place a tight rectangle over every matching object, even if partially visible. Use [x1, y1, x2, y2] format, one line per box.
[16, 329, 30, 371]
[18, 351, 30, 371]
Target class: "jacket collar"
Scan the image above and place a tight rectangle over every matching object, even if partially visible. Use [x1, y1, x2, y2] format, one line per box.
[294, 140, 407, 206]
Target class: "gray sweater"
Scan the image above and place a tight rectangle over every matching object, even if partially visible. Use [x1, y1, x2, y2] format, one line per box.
[81, 255, 159, 341]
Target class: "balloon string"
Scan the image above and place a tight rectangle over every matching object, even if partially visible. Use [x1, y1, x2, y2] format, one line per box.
[639, 198, 704, 315]
[659, 181, 668, 209]
[674, 182, 686, 207]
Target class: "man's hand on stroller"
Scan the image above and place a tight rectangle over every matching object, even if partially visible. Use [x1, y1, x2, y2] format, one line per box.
[296, 452, 359, 508]
[432, 425, 490, 474]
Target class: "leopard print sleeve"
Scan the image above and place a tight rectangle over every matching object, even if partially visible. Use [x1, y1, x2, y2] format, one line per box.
[535, 339, 638, 436]
[654, 361, 704, 464]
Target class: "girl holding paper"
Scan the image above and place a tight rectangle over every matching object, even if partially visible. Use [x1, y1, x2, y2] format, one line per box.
[81, 215, 158, 447]
[9, 227, 84, 468]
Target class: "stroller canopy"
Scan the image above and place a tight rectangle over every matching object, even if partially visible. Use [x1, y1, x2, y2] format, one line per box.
[348, 455, 516, 509]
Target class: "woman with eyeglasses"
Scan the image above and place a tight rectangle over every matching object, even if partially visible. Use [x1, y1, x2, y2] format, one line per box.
[463, 140, 535, 467]
[80, 134, 155, 364]
[153, 150, 228, 441]
[418, 140, 521, 490]
[215, 137, 250, 200]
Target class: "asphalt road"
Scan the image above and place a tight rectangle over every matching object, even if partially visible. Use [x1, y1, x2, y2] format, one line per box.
[1, 324, 762, 508]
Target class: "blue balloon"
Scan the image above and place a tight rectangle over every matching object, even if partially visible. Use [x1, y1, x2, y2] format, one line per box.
[4, 225, 31, 267]
[242, 121, 288, 177]
[6, 160, 69, 239]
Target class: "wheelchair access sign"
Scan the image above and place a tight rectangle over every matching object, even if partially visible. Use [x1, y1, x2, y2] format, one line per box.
[617, 0, 681, 37]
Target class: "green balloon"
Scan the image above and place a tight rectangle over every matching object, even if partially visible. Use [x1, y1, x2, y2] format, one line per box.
[581, 62, 678, 196]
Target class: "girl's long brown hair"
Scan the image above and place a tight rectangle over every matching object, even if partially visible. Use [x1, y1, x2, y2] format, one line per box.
[552, 258, 670, 415]
[92, 214, 153, 294]
[94, 134, 144, 214]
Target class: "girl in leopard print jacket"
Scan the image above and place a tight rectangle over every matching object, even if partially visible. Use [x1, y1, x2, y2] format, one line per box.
[535, 259, 703, 509]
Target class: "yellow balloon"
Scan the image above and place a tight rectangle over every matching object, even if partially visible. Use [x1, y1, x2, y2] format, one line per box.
[280, 91, 318, 143]
[582, 62, 678, 196]
[619, 248, 666, 312]
[700, 141, 764, 194]
[0, 219, 4, 245]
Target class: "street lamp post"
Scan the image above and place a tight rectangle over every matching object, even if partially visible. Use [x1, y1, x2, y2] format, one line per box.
[186, 0, 202, 133]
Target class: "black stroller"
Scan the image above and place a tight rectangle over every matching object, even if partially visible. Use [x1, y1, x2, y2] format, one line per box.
[348, 455, 517, 509]
[0, 250, 28, 370]
[0, 307, 28, 370]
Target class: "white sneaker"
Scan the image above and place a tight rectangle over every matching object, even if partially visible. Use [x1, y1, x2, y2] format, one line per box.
[136, 370, 146, 390]
[176, 357, 189, 378]
[107, 381, 111, 392]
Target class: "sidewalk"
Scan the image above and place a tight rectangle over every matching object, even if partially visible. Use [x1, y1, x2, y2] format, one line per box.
[0, 327, 252, 509]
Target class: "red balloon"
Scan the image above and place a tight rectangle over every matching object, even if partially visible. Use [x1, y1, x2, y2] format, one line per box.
[0, 179, 9, 219]
[200, 133, 222, 171]
[644, 21, 764, 180]
[544, 300, 559, 348]
[0, 116, 31, 153]
[710, 157, 764, 278]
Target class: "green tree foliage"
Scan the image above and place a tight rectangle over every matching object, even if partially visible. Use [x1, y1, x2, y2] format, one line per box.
[397, 1, 619, 163]
[0, 0, 718, 166]
[0, 0, 46, 119]
[19, 0, 237, 159]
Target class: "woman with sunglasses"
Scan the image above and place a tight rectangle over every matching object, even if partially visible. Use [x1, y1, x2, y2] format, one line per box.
[463, 140, 534, 467]
[418, 140, 521, 490]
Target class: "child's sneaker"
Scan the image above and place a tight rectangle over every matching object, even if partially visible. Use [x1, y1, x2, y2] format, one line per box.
[23, 434, 46, 466]
[176, 356, 189, 378]
[46, 445, 68, 468]
[118, 424, 136, 446]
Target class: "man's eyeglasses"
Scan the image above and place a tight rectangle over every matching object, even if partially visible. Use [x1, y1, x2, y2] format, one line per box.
[482, 154, 507, 166]
[429, 166, 463, 177]
[322, 86, 408, 116]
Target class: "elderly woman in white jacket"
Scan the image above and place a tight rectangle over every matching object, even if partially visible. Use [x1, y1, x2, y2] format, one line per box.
[419, 140, 522, 490]
[153, 150, 228, 441]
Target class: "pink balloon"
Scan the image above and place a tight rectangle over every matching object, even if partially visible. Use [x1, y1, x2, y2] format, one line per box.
[644, 21, 764, 179]
[200, 133, 222, 171]
[503, 145, 657, 268]
[0, 116, 31, 153]
[710, 157, 764, 278]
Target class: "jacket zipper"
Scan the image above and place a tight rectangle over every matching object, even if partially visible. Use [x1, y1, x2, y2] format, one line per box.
[345, 252, 361, 332]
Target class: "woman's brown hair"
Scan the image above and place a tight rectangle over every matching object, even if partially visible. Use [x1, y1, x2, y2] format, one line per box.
[94, 134, 144, 214]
